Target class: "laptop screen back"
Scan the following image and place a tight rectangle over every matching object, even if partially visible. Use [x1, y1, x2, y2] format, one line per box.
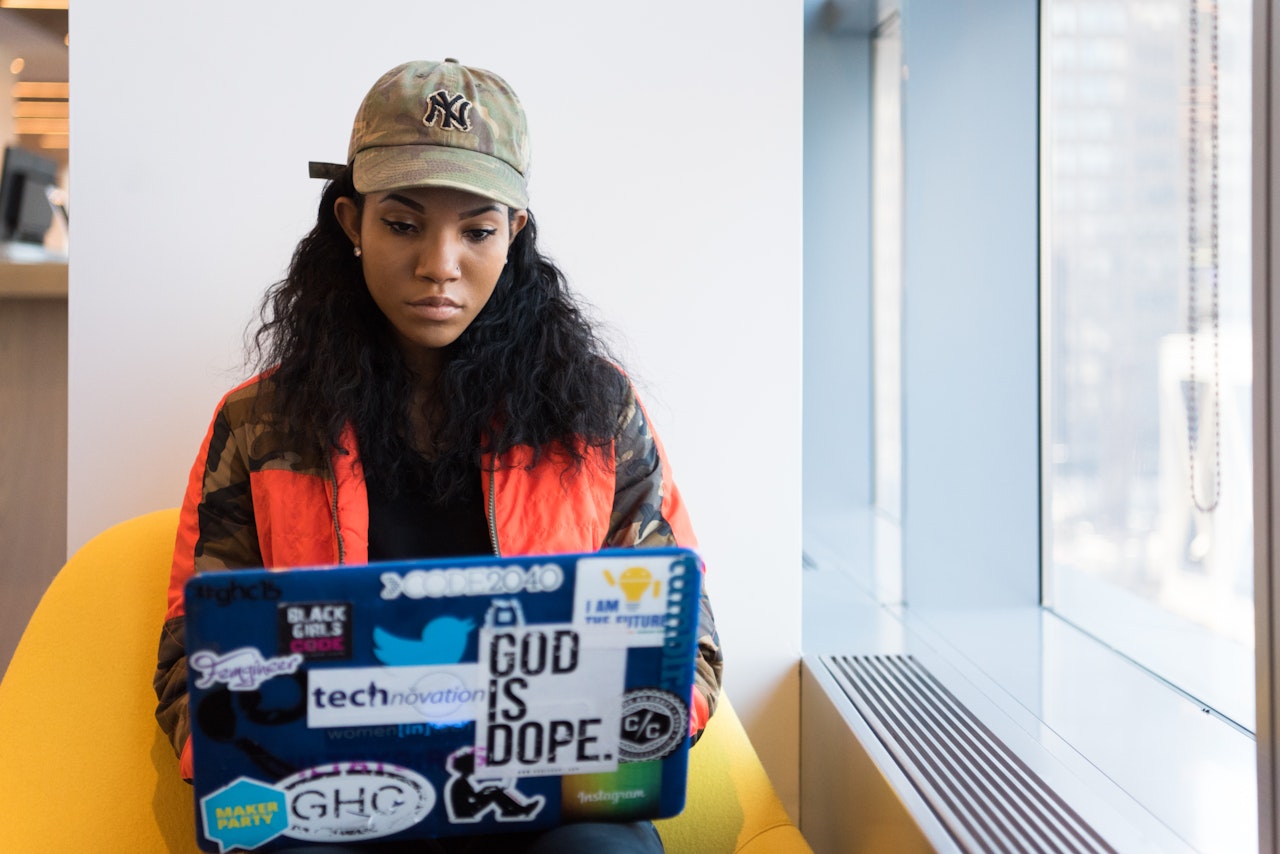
[184, 548, 701, 852]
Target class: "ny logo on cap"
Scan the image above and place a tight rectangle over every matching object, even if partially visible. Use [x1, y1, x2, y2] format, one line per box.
[423, 90, 472, 132]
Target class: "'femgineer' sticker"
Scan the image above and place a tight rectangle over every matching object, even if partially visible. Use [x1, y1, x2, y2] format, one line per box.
[190, 647, 303, 692]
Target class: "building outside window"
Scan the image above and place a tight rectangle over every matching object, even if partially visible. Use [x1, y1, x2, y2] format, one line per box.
[1042, 0, 1254, 728]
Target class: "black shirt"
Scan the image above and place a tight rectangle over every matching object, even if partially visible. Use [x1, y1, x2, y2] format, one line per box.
[365, 455, 491, 561]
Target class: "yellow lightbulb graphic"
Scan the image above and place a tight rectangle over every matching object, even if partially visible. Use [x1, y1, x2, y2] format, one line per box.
[603, 566, 662, 610]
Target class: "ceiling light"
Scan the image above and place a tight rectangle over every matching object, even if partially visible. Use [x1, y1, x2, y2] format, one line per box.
[9, 58, 25, 75]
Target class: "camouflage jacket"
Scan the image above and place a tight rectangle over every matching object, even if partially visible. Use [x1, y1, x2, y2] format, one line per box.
[154, 374, 723, 779]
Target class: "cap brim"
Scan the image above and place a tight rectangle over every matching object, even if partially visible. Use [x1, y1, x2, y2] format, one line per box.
[353, 145, 528, 209]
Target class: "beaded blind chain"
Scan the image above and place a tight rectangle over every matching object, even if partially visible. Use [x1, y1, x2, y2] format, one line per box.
[1187, 0, 1222, 514]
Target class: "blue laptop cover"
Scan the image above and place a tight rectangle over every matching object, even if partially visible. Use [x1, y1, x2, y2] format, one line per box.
[184, 548, 702, 852]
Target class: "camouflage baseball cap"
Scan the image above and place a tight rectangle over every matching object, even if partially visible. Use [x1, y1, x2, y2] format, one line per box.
[347, 59, 530, 209]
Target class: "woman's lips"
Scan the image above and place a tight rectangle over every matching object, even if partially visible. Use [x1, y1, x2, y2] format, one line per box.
[408, 295, 461, 321]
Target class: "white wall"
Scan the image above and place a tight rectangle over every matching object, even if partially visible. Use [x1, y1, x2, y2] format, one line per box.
[69, 0, 803, 816]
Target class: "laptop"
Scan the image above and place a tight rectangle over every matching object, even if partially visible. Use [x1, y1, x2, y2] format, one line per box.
[183, 547, 702, 852]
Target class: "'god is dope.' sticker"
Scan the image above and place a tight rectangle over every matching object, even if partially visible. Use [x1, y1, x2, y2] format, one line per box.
[475, 624, 626, 778]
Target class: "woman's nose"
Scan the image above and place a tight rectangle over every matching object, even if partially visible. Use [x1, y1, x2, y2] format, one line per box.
[415, 233, 461, 283]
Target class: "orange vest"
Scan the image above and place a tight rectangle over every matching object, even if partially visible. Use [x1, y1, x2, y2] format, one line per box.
[169, 420, 696, 617]
[166, 400, 702, 778]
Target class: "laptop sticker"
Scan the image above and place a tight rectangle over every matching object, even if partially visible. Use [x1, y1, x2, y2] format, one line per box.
[484, 597, 525, 629]
[443, 747, 546, 823]
[618, 688, 688, 762]
[474, 624, 626, 778]
[196, 681, 304, 780]
[276, 761, 435, 843]
[190, 647, 304, 692]
[373, 616, 475, 666]
[200, 777, 287, 853]
[306, 664, 487, 728]
[277, 601, 352, 660]
[572, 555, 691, 645]
[561, 760, 663, 820]
[378, 562, 564, 600]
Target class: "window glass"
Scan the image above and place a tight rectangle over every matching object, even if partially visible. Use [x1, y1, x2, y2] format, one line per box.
[872, 12, 905, 603]
[1042, 0, 1253, 727]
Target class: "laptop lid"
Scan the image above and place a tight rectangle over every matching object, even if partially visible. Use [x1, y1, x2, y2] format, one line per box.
[183, 547, 702, 852]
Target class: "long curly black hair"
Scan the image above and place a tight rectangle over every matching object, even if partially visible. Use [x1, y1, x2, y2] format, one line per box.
[250, 166, 627, 500]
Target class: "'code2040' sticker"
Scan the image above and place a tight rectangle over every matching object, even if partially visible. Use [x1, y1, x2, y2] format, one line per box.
[380, 563, 564, 600]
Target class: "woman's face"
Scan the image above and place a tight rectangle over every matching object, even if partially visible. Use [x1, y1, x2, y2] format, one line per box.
[335, 185, 527, 375]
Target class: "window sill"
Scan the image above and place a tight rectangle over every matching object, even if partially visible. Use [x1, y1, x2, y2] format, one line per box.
[802, 560, 1257, 852]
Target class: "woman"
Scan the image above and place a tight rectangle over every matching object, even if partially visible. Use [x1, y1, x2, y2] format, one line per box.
[153, 59, 722, 853]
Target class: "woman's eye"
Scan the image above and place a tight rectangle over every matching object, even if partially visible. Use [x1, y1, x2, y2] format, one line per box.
[466, 228, 498, 243]
[381, 218, 416, 235]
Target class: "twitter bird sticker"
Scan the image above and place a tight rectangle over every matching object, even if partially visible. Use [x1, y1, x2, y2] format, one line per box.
[373, 616, 476, 666]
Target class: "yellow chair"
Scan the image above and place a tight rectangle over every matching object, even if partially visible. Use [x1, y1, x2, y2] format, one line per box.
[654, 697, 812, 853]
[0, 510, 809, 853]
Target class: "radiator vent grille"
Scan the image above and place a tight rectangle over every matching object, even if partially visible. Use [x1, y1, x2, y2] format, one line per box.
[823, 654, 1117, 854]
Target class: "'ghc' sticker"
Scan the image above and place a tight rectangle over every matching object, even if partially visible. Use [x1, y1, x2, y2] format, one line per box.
[278, 761, 435, 843]
[618, 689, 687, 762]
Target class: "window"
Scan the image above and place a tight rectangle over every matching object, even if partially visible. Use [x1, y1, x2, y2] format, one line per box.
[1042, 0, 1253, 727]
[871, 10, 904, 603]
[804, 2, 1264, 847]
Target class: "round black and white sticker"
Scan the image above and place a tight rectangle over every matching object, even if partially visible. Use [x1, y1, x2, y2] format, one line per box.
[618, 688, 687, 762]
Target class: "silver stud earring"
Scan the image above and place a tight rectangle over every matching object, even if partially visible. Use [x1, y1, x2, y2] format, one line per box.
[353, 246, 362, 258]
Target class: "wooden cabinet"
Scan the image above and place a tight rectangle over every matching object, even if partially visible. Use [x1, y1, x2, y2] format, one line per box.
[0, 259, 67, 675]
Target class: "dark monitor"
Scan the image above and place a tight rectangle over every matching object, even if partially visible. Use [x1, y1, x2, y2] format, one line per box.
[0, 146, 59, 244]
